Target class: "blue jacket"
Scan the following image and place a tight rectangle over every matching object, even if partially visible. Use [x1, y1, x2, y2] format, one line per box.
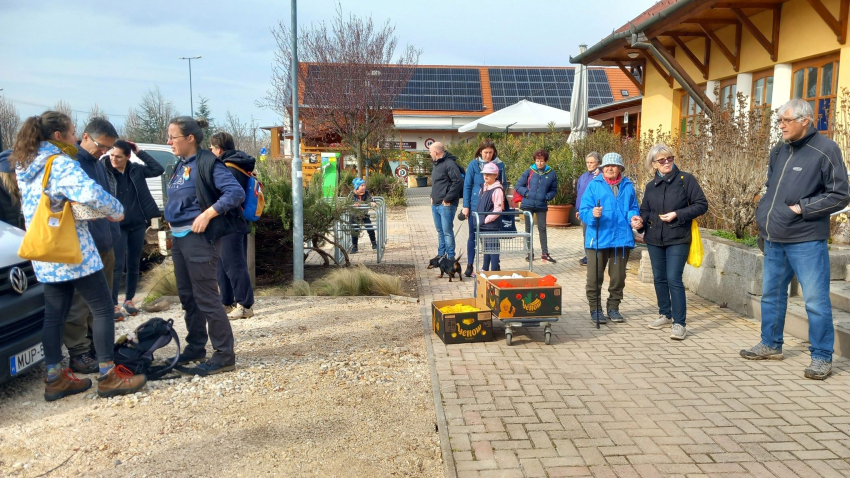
[75, 145, 119, 252]
[579, 174, 640, 250]
[515, 164, 557, 212]
[575, 169, 598, 216]
[462, 157, 506, 210]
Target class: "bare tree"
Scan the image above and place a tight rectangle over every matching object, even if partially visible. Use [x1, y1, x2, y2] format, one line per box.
[220, 111, 269, 158]
[53, 100, 81, 133]
[124, 86, 179, 144]
[266, 5, 421, 175]
[86, 103, 108, 124]
[0, 96, 20, 150]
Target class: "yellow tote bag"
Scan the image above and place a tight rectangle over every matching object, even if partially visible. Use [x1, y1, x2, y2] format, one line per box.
[18, 155, 83, 264]
[687, 220, 703, 268]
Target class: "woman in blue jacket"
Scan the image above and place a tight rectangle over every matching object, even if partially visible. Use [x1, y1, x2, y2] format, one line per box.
[515, 149, 558, 264]
[461, 140, 505, 276]
[579, 153, 643, 324]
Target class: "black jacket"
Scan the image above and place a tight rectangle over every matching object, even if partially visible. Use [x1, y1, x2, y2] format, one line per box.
[195, 149, 244, 242]
[756, 126, 850, 243]
[103, 150, 165, 223]
[430, 152, 463, 205]
[0, 149, 24, 229]
[638, 165, 708, 246]
[220, 150, 256, 190]
[75, 145, 118, 252]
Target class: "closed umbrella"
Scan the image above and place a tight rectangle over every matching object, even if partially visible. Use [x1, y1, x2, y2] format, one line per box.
[567, 44, 589, 144]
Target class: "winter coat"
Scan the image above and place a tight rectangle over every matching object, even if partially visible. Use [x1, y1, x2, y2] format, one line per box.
[0, 149, 24, 229]
[575, 169, 598, 218]
[515, 164, 558, 212]
[74, 145, 118, 252]
[220, 150, 257, 191]
[430, 152, 463, 205]
[462, 157, 506, 210]
[103, 149, 164, 223]
[16, 141, 123, 283]
[579, 173, 640, 251]
[638, 165, 708, 246]
[756, 126, 850, 243]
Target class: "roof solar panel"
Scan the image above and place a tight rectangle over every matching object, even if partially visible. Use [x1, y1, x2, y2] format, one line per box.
[487, 67, 613, 111]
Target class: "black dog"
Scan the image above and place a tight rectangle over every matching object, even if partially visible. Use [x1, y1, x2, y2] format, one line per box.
[427, 253, 464, 282]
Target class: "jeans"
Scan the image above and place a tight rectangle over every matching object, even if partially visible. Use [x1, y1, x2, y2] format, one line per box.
[646, 243, 690, 325]
[431, 203, 458, 257]
[112, 226, 146, 304]
[466, 218, 476, 265]
[760, 240, 834, 361]
[351, 214, 376, 247]
[216, 232, 254, 308]
[172, 233, 236, 366]
[64, 249, 114, 357]
[43, 270, 115, 365]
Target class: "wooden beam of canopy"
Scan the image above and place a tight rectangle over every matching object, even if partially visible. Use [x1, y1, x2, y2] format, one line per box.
[698, 21, 742, 71]
[650, 37, 716, 112]
[667, 34, 710, 79]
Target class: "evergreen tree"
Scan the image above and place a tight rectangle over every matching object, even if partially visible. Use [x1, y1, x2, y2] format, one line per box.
[196, 96, 214, 148]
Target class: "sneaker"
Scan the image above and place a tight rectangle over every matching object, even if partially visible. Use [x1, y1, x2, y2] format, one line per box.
[525, 253, 535, 262]
[371, 241, 377, 250]
[670, 324, 687, 340]
[541, 254, 557, 264]
[590, 309, 607, 324]
[177, 359, 235, 377]
[122, 300, 139, 316]
[228, 304, 254, 320]
[168, 349, 207, 366]
[223, 304, 235, 314]
[608, 310, 625, 323]
[69, 352, 98, 374]
[113, 306, 125, 322]
[647, 315, 672, 330]
[44, 368, 92, 402]
[740, 342, 784, 360]
[464, 264, 474, 278]
[350, 245, 359, 254]
[97, 365, 147, 398]
[579, 256, 587, 266]
[804, 358, 832, 380]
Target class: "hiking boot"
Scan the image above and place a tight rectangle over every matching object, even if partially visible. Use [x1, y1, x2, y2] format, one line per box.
[804, 358, 832, 380]
[541, 253, 557, 264]
[113, 306, 125, 322]
[647, 315, 672, 330]
[122, 300, 139, 316]
[97, 365, 147, 398]
[579, 256, 587, 266]
[169, 349, 207, 366]
[608, 310, 625, 323]
[590, 309, 606, 324]
[740, 343, 784, 360]
[44, 368, 92, 402]
[69, 352, 98, 374]
[464, 264, 474, 278]
[177, 360, 235, 377]
[670, 324, 687, 340]
[228, 304, 254, 320]
[223, 304, 235, 314]
[371, 241, 377, 250]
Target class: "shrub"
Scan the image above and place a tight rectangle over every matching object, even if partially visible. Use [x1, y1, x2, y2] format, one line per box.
[286, 265, 404, 296]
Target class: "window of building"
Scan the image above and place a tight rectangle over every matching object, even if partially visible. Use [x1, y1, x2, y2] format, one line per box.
[792, 53, 840, 134]
[621, 89, 630, 97]
[752, 69, 774, 110]
[719, 77, 737, 110]
[680, 91, 702, 133]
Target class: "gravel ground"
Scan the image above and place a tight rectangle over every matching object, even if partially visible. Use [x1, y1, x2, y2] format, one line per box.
[0, 296, 441, 477]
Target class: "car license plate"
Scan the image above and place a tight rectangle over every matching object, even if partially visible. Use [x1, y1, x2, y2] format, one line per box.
[10, 343, 44, 376]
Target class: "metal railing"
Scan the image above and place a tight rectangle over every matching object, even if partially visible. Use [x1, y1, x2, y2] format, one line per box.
[471, 210, 535, 275]
[332, 196, 388, 264]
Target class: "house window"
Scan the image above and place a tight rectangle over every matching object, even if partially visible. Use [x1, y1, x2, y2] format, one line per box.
[621, 90, 630, 97]
[752, 71, 774, 110]
[792, 54, 840, 134]
[720, 85, 737, 109]
[680, 91, 702, 133]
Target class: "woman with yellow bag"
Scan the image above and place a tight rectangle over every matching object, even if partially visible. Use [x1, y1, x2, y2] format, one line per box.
[11, 111, 147, 401]
[638, 144, 707, 341]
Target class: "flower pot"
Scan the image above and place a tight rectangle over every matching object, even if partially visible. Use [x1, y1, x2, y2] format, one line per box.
[547, 205, 573, 227]
[415, 176, 428, 187]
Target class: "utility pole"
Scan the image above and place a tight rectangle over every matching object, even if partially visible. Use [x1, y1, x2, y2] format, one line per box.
[291, 0, 304, 281]
[0, 89, 4, 151]
[179, 56, 201, 116]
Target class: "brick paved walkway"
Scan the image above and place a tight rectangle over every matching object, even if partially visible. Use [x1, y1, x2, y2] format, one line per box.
[407, 188, 850, 478]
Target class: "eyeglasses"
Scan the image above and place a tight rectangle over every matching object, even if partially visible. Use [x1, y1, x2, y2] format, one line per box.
[777, 116, 802, 126]
[90, 136, 111, 152]
[167, 135, 186, 141]
[653, 156, 675, 164]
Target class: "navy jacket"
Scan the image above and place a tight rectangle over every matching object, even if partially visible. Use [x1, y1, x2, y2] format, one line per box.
[515, 164, 558, 212]
[0, 149, 24, 228]
[220, 150, 257, 190]
[75, 144, 118, 252]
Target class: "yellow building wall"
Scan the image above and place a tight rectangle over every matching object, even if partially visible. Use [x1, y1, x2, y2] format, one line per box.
[641, 0, 848, 133]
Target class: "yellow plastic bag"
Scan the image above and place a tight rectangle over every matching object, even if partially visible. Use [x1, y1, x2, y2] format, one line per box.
[18, 155, 83, 264]
[687, 220, 703, 268]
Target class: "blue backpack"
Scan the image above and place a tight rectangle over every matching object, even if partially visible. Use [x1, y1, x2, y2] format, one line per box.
[225, 162, 265, 222]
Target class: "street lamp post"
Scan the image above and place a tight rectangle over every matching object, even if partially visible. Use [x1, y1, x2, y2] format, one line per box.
[178, 56, 201, 116]
[291, 0, 304, 281]
[0, 89, 4, 151]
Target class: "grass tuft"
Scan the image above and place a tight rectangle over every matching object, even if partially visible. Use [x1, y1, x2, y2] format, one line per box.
[286, 265, 404, 297]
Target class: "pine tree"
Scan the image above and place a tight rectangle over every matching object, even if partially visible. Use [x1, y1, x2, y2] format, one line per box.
[196, 96, 214, 148]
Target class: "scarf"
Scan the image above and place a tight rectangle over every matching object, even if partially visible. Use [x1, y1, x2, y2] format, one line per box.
[48, 140, 79, 158]
[604, 174, 622, 185]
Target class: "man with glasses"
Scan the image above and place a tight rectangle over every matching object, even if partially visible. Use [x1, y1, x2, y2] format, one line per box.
[741, 99, 850, 380]
[63, 117, 123, 374]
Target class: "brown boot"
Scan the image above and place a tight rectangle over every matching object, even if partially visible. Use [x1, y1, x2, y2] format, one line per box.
[97, 365, 147, 398]
[44, 368, 92, 402]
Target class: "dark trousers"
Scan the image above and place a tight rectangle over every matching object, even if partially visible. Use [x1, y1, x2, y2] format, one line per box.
[63, 249, 114, 357]
[586, 247, 630, 311]
[216, 232, 254, 308]
[44, 270, 115, 365]
[466, 218, 476, 265]
[646, 243, 690, 325]
[523, 210, 549, 255]
[112, 225, 146, 304]
[480, 227, 501, 271]
[172, 233, 235, 366]
[351, 215, 376, 247]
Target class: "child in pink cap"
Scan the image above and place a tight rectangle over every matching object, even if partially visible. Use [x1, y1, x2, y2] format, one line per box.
[475, 162, 504, 271]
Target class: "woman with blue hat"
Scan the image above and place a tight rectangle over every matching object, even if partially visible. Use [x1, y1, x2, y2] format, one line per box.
[349, 177, 377, 253]
[578, 152, 643, 325]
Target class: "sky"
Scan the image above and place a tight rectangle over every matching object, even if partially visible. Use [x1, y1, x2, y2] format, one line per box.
[0, 0, 656, 131]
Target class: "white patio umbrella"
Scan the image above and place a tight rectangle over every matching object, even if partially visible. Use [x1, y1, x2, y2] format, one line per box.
[567, 45, 589, 144]
[458, 99, 601, 133]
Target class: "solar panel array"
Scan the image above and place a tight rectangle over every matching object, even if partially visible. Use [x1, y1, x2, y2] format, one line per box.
[488, 68, 614, 111]
[394, 68, 484, 111]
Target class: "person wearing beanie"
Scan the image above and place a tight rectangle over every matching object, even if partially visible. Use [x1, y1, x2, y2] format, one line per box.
[578, 152, 642, 325]
[475, 161, 505, 271]
[349, 177, 377, 253]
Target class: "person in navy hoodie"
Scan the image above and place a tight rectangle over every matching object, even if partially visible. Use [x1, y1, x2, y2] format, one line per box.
[164, 117, 245, 376]
[579, 153, 642, 325]
[461, 140, 505, 277]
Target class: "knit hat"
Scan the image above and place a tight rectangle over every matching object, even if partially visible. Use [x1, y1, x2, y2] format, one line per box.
[352, 178, 365, 189]
[600, 153, 625, 171]
[481, 162, 499, 175]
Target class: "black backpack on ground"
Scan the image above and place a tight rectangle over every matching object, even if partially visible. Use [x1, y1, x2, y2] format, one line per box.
[114, 318, 181, 380]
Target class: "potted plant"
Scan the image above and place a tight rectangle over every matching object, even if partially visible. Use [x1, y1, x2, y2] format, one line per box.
[546, 154, 582, 227]
[409, 154, 432, 187]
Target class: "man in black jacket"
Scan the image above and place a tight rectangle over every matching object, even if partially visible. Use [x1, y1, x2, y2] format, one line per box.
[741, 99, 850, 380]
[429, 142, 463, 259]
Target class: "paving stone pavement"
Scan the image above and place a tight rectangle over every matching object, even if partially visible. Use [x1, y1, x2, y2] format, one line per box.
[406, 187, 850, 478]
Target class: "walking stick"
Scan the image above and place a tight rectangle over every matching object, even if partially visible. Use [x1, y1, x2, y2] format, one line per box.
[595, 199, 601, 330]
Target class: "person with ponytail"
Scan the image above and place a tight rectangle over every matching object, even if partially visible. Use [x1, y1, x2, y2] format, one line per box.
[11, 111, 147, 401]
[164, 117, 244, 376]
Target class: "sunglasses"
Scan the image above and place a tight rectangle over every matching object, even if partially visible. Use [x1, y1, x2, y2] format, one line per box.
[653, 156, 675, 164]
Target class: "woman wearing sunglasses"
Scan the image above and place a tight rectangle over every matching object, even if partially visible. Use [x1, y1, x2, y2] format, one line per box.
[638, 144, 707, 340]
